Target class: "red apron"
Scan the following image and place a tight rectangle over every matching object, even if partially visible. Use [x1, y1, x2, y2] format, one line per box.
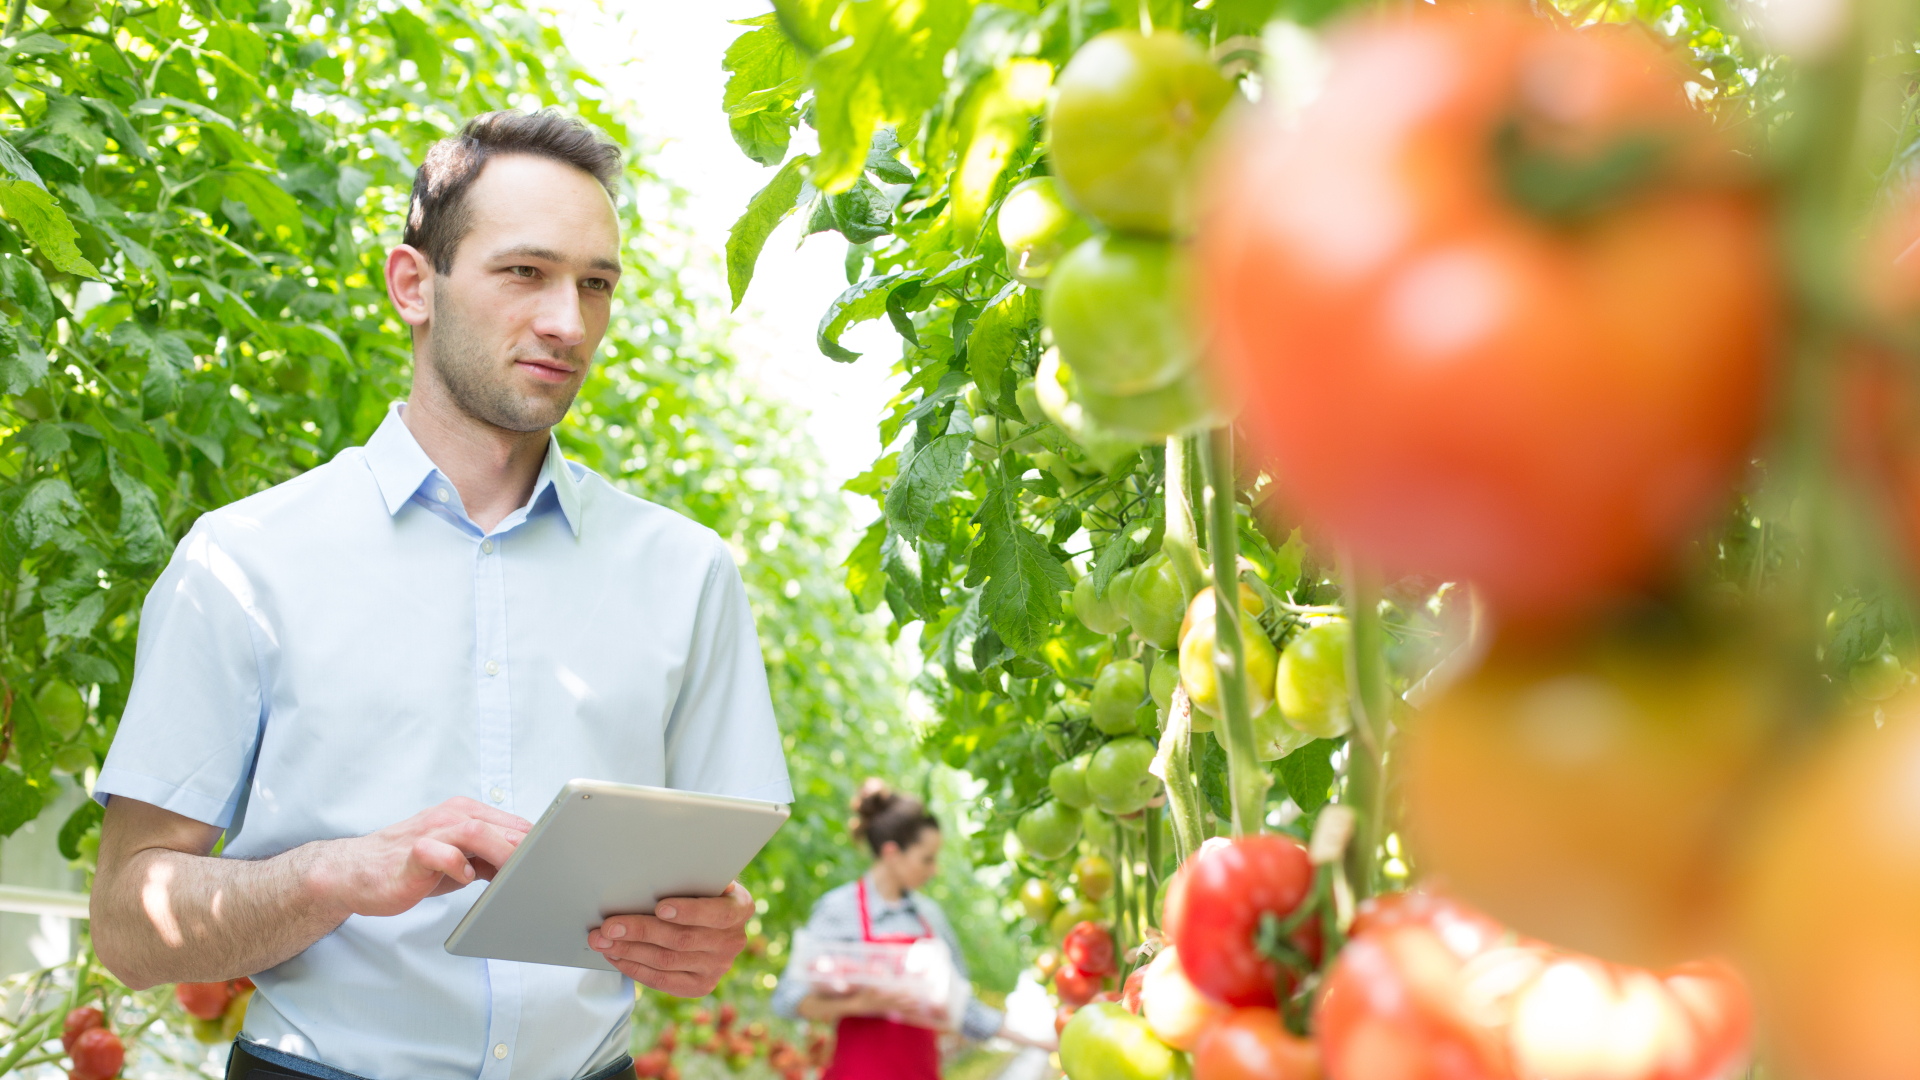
[820, 878, 942, 1080]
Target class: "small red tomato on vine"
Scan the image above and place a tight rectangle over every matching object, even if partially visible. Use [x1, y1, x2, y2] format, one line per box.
[1056, 963, 1102, 1007]
[61, 1007, 103, 1053]
[1064, 921, 1118, 978]
[69, 1026, 124, 1080]
[175, 980, 234, 1021]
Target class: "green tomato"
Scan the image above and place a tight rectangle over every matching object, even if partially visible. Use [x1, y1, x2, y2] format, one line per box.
[1074, 575, 1131, 636]
[1254, 703, 1315, 762]
[1087, 736, 1161, 815]
[1034, 349, 1143, 470]
[1051, 900, 1105, 940]
[1076, 362, 1228, 441]
[1072, 854, 1114, 903]
[1178, 610, 1277, 718]
[1277, 618, 1353, 739]
[54, 744, 93, 775]
[966, 385, 986, 415]
[1060, 1002, 1190, 1080]
[1149, 653, 1178, 711]
[190, 1015, 226, 1043]
[1016, 380, 1047, 426]
[49, 0, 96, 27]
[1047, 29, 1234, 236]
[1051, 753, 1095, 809]
[1082, 804, 1116, 849]
[1017, 799, 1084, 861]
[34, 680, 85, 741]
[999, 176, 1093, 286]
[1852, 650, 1907, 701]
[1046, 235, 1195, 397]
[1126, 555, 1186, 651]
[1092, 660, 1148, 734]
[1020, 877, 1060, 922]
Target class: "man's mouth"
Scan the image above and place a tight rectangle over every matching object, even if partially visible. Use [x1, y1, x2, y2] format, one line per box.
[514, 356, 577, 385]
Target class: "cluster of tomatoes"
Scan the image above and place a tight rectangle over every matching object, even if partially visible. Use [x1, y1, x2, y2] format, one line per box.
[174, 976, 255, 1044]
[60, 1006, 123, 1080]
[634, 1003, 828, 1080]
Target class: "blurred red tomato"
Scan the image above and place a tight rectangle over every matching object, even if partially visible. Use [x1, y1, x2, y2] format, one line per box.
[1194, 1007, 1322, 1080]
[61, 1007, 103, 1053]
[69, 1027, 123, 1080]
[1065, 921, 1119, 978]
[1198, 5, 1776, 624]
[175, 981, 233, 1021]
[1121, 967, 1147, 1014]
[1164, 835, 1316, 1007]
[1400, 639, 1781, 967]
[1736, 692, 1920, 1080]
[1057, 963, 1102, 1007]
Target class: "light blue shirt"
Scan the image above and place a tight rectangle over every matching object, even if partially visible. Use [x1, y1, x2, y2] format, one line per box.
[97, 404, 793, 1080]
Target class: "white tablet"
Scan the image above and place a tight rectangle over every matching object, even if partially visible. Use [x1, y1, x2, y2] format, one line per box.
[443, 779, 790, 972]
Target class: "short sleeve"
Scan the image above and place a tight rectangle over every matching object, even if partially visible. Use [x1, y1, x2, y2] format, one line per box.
[663, 546, 792, 803]
[94, 521, 267, 829]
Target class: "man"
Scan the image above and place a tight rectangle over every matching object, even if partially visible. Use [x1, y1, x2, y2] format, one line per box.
[88, 111, 791, 1080]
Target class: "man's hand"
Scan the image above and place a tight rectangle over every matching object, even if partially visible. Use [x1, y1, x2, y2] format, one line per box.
[309, 797, 531, 919]
[588, 882, 753, 996]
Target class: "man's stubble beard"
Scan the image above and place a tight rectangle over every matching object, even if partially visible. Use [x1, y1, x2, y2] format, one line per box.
[426, 291, 583, 434]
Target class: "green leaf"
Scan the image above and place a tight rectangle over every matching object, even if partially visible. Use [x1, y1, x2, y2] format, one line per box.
[384, 8, 446, 90]
[970, 472, 1069, 656]
[57, 798, 102, 860]
[1090, 526, 1139, 600]
[1270, 527, 1306, 596]
[881, 530, 928, 615]
[109, 452, 166, 565]
[0, 182, 98, 277]
[0, 769, 44, 838]
[1277, 739, 1338, 814]
[112, 321, 193, 416]
[726, 154, 809, 309]
[10, 477, 80, 550]
[129, 97, 237, 131]
[0, 135, 43, 189]
[0, 252, 53, 330]
[723, 15, 804, 166]
[223, 168, 307, 246]
[828, 175, 898, 243]
[0, 323, 48, 394]
[44, 591, 103, 640]
[966, 280, 1025, 402]
[771, 0, 841, 53]
[885, 431, 970, 540]
[818, 268, 920, 361]
[845, 517, 889, 612]
[801, 0, 972, 193]
[950, 59, 1051, 243]
[83, 98, 150, 161]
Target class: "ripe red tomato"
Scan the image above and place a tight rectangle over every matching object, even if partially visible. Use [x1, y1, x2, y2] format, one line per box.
[1120, 967, 1146, 1014]
[1400, 638, 1782, 968]
[1193, 1007, 1322, 1080]
[1064, 921, 1118, 978]
[1163, 835, 1316, 1007]
[61, 1007, 103, 1053]
[1199, 6, 1777, 624]
[1056, 1004, 1080, 1037]
[1316, 919, 1509, 1080]
[1056, 962, 1102, 1007]
[1735, 692, 1920, 1080]
[69, 1027, 123, 1080]
[175, 980, 233, 1021]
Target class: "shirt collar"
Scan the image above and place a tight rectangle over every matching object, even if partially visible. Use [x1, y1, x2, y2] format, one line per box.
[363, 403, 584, 538]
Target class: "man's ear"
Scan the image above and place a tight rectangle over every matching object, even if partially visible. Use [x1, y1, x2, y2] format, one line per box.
[385, 245, 434, 331]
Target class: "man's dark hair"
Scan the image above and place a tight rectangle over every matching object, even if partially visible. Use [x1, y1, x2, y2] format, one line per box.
[404, 109, 622, 275]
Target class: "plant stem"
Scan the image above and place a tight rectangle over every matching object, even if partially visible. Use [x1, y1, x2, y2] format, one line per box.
[1162, 436, 1206, 599]
[1142, 802, 1161, 928]
[1200, 427, 1270, 834]
[1156, 687, 1204, 862]
[1340, 557, 1390, 901]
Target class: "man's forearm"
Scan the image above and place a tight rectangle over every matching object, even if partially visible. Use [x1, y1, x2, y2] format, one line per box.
[92, 841, 347, 990]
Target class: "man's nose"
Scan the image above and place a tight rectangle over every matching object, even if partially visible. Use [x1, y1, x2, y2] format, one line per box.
[530, 279, 587, 348]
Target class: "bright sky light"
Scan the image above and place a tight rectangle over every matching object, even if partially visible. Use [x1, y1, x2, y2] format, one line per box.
[562, 0, 906, 489]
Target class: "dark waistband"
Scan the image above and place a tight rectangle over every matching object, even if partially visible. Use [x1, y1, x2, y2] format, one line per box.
[226, 1039, 637, 1080]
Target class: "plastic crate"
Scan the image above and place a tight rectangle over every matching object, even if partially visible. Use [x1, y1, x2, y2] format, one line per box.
[789, 931, 971, 1028]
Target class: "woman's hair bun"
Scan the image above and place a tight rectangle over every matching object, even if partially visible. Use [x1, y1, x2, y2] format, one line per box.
[847, 778, 940, 855]
[849, 778, 900, 838]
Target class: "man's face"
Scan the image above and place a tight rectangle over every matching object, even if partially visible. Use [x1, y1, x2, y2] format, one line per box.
[424, 154, 621, 432]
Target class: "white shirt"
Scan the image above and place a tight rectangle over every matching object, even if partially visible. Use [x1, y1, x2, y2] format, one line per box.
[96, 404, 793, 1080]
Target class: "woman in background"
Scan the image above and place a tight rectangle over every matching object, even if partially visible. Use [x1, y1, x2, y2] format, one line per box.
[771, 780, 1051, 1079]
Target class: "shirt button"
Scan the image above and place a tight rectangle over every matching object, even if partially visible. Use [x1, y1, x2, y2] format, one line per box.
[436, 488, 450, 503]
[493, 1043, 508, 1060]
[481, 540, 494, 554]
[489, 787, 504, 803]
[485, 661, 499, 676]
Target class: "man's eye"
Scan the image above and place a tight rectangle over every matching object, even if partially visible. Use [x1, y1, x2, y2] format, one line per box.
[508, 266, 538, 279]
[583, 278, 611, 293]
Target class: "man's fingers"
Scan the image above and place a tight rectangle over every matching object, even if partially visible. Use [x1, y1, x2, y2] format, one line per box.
[434, 797, 534, 833]
[595, 914, 724, 954]
[425, 819, 521, 869]
[410, 837, 477, 884]
[587, 937, 710, 974]
[651, 883, 753, 929]
[607, 957, 721, 999]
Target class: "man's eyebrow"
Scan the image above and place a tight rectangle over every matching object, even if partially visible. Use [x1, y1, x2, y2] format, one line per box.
[489, 244, 622, 274]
